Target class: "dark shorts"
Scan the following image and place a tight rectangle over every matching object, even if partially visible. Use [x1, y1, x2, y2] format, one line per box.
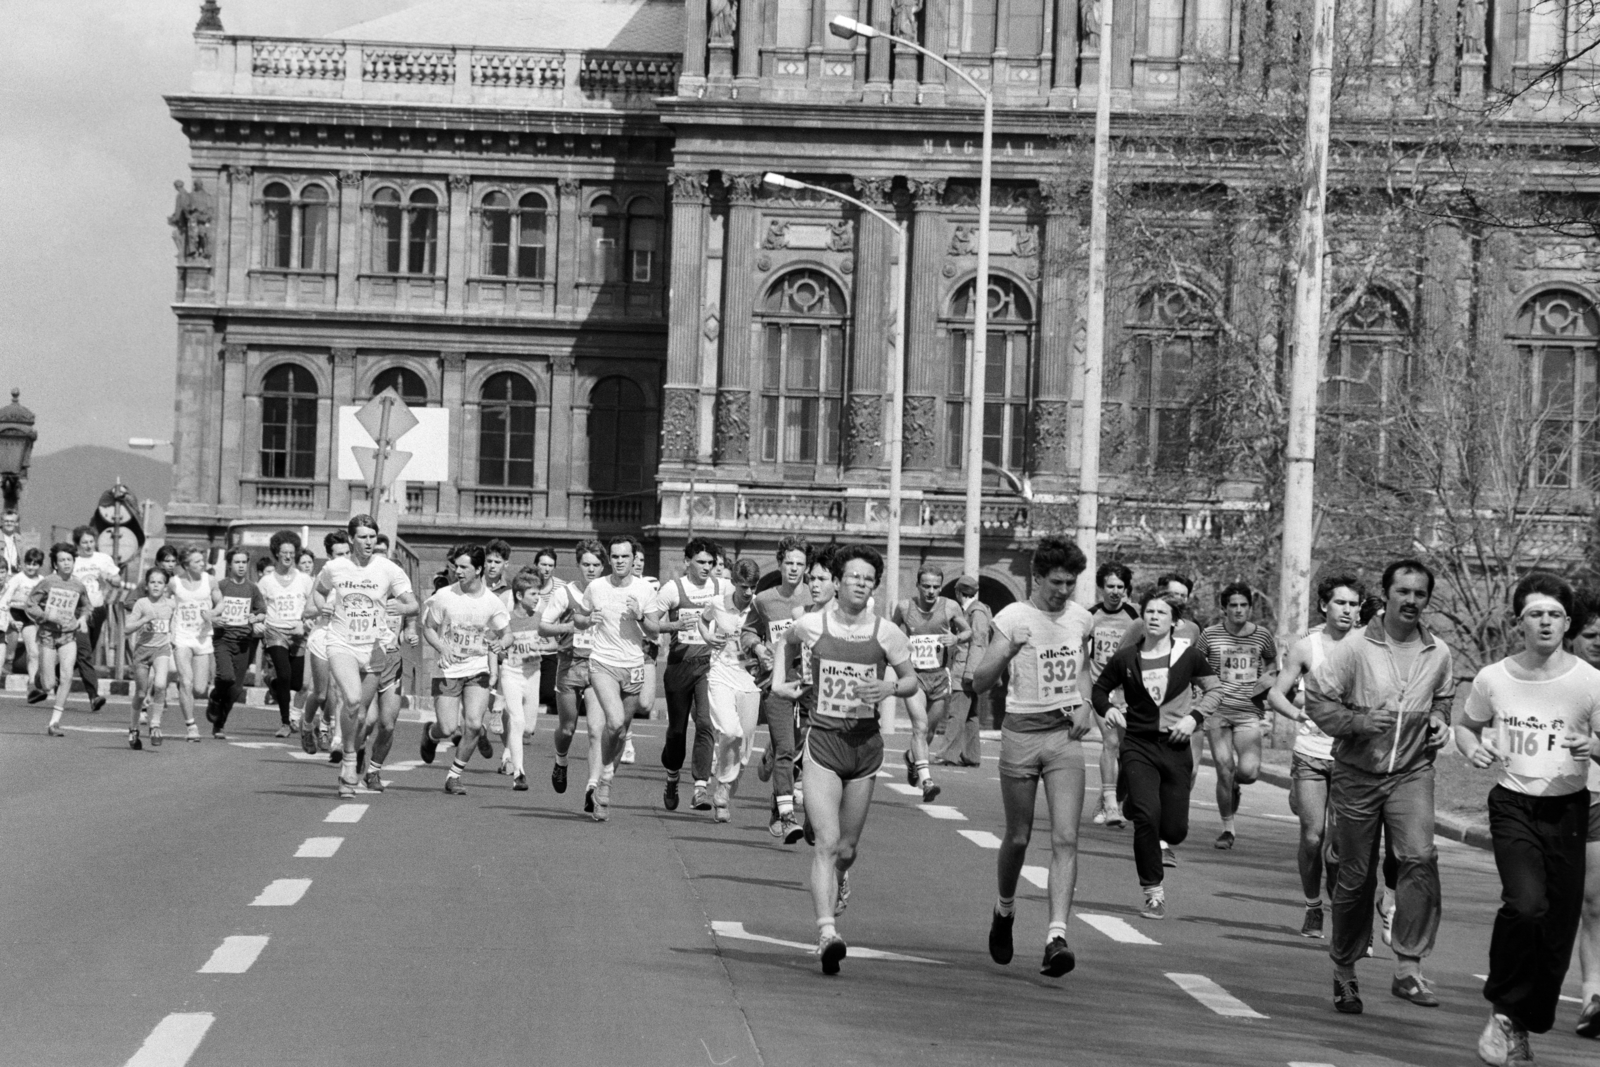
[557, 653, 591, 695]
[1291, 752, 1334, 784]
[1209, 706, 1266, 732]
[999, 724, 1083, 781]
[431, 673, 491, 698]
[8, 607, 28, 626]
[131, 644, 173, 670]
[1589, 795, 1600, 845]
[805, 725, 884, 783]
[593, 659, 645, 696]
[916, 668, 951, 701]
[261, 625, 305, 652]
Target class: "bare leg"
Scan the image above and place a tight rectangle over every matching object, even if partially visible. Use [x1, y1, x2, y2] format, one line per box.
[1581, 839, 1600, 1002]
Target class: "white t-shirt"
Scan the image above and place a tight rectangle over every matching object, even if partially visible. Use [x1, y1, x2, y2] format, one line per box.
[72, 552, 120, 609]
[1462, 656, 1600, 797]
[992, 600, 1094, 716]
[704, 599, 759, 694]
[578, 575, 652, 671]
[1293, 626, 1337, 762]
[258, 569, 314, 631]
[649, 575, 725, 649]
[3, 572, 41, 611]
[319, 555, 413, 653]
[540, 581, 595, 656]
[426, 584, 511, 678]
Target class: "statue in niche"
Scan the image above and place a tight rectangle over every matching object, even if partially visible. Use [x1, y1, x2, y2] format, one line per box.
[1080, 0, 1102, 47]
[168, 178, 215, 262]
[891, 0, 923, 41]
[709, 0, 737, 42]
[1461, 0, 1484, 54]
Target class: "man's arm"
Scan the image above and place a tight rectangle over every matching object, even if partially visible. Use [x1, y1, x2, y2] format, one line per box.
[1305, 649, 1394, 738]
[973, 620, 1022, 694]
[1266, 637, 1310, 722]
[1091, 652, 1126, 716]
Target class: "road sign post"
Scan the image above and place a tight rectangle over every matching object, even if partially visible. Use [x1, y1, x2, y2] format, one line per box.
[350, 389, 416, 544]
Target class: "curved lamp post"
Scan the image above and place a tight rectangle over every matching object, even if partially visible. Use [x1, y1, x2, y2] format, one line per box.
[0, 389, 38, 513]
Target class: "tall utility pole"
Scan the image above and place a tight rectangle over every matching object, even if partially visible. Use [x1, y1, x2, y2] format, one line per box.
[1075, 0, 1115, 605]
[1279, 0, 1336, 633]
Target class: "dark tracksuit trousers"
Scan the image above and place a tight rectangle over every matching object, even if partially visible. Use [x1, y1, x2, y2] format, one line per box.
[207, 629, 257, 731]
[662, 656, 714, 782]
[1118, 731, 1194, 887]
[74, 604, 107, 700]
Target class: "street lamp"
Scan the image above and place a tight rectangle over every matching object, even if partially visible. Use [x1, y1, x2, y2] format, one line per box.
[0, 388, 38, 513]
[764, 171, 910, 610]
[829, 15, 993, 581]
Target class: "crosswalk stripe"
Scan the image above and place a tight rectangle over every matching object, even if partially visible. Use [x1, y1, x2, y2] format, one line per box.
[920, 805, 967, 820]
[1166, 973, 1268, 1018]
[325, 804, 367, 823]
[198, 935, 269, 973]
[958, 830, 1002, 849]
[1472, 975, 1582, 1004]
[250, 878, 311, 906]
[1287, 1062, 1339, 1066]
[1020, 865, 1049, 889]
[884, 783, 922, 796]
[123, 1012, 215, 1067]
[709, 921, 944, 964]
[228, 741, 290, 749]
[295, 837, 343, 858]
[1077, 912, 1160, 945]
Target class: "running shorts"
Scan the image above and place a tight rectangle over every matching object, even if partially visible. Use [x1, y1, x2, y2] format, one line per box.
[1209, 705, 1265, 731]
[131, 644, 173, 671]
[804, 724, 883, 783]
[1291, 752, 1334, 783]
[174, 635, 214, 656]
[262, 624, 305, 652]
[330, 641, 403, 693]
[432, 673, 491, 698]
[593, 659, 645, 696]
[916, 668, 951, 702]
[999, 724, 1083, 781]
[8, 607, 27, 627]
[306, 627, 330, 662]
[556, 652, 590, 695]
[41, 629, 78, 651]
[1589, 797, 1600, 845]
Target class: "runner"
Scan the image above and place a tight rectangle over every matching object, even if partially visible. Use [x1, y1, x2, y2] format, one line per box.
[70, 525, 121, 712]
[258, 531, 313, 738]
[4, 547, 43, 700]
[627, 548, 659, 766]
[1456, 572, 1600, 1065]
[422, 543, 511, 796]
[973, 537, 1095, 975]
[749, 536, 811, 842]
[772, 544, 916, 974]
[644, 538, 726, 813]
[1087, 562, 1138, 827]
[1194, 583, 1277, 849]
[1566, 588, 1600, 1038]
[298, 530, 350, 755]
[26, 542, 91, 735]
[787, 543, 842, 845]
[362, 535, 420, 775]
[204, 547, 266, 740]
[170, 545, 220, 742]
[1267, 575, 1364, 938]
[124, 568, 176, 748]
[484, 538, 513, 601]
[1092, 590, 1223, 920]
[569, 535, 654, 821]
[311, 515, 419, 798]
[892, 565, 970, 804]
[932, 575, 992, 768]
[498, 565, 550, 790]
[700, 557, 771, 823]
[538, 540, 608, 809]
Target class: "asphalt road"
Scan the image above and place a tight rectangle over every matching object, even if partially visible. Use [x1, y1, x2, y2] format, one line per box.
[1, 693, 1595, 1067]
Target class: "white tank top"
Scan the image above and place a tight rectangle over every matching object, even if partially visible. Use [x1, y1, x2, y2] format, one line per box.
[1293, 626, 1335, 761]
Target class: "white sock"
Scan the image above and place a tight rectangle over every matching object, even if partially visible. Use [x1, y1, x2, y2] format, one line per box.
[1221, 816, 1235, 833]
[1046, 921, 1067, 944]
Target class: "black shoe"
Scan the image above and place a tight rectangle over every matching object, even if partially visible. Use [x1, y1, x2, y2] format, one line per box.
[903, 748, 917, 787]
[1334, 976, 1363, 1014]
[513, 772, 528, 792]
[1390, 975, 1440, 1008]
[211, 730, 227, 741]
[584, 785, 596, 814]
[1300, 905, 1324, 939]
[1040, 936, 1076, 978]
[363, 770, 384, 793]
[128, 730, 142, 751]
[803, 813, 815, 846]
[1161, 846, 1178, 868]
[664, 778, 680, 811]
[355, 748, 367, 777]
[551, 762, 568, 793]
[988, 909, 1014, 965]
[820, 935, 847, 975]
[420, 727, 438, 764]
[444, 776, 467, 796]
[1576, 993, 1600, 1038]
[26, 688, 46, 704]
[1214, 830, 1235, 850]
[90, 696, 107, 713]
[300, 723, 318, 755]
[206, 707, 218, 725]
[477, 732, 494, 759]
[921, 780, 941, 804]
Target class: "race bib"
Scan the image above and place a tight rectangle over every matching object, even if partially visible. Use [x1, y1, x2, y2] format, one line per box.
[342, 594, 378, 639]
[44, 587, 79, 627]
[175, 602, 203, 635]
[1036, 644, 1081, 705]
[769, 618, 793, 649]
[1501, 713, 1583, 780]
[219, 597, 251, 627]
[150, 617, 171, 636]
[909, 634, 943, 671]
[629, 666, 646, 688]
[816, 659, 876, 720]
[1141, 666, 1170, 706]
[510, 632, 540, 663]
[1221, 650, 1259, 685]
[572, 626, 595, 652]
[268, 594, 303, 626]
[676, 606, 705, 646]
[1092, 627, 1123, 667]
[447, 626, 485, 657]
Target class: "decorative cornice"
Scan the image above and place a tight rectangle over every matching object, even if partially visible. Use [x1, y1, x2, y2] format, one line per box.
[669, 169, 710, 202]
[853, 177, 894, 208]
[440, 350, 467, 371]
[908, 177, 947, 208]
[725, 172, 763, 205]
[550, 353, 576, 373]
[227, 164, 252, 183]
[447, 173, 471, 191]
[558, 178, 582, 197]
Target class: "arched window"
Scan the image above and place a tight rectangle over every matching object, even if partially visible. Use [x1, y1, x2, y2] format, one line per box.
[369, 187, 438, 275]
[1127, 284, 1215, 473]
[260, 363, 318, 480]
[265, 182, 328, 271]
[299, 185, 329, 270]
[478, 372, 537, 487]
[1323, 287, 1410, 480]
[407, 188, 438, 274]
[758, 270, 848, 466]
[626, 197, 660, 284]
[262, 182, 293, 269]
[1515, 289, 1600, 488]
[371, 187, 403, 272]
[517, 192, 548, 278]
[588, 377, 653, 494]
[480, 191, 511, 276]
[585, 195, 622, 282]
[943, 277, 1035, 471]
[479, 191, 549, 279]
[371, 367, 429, 405]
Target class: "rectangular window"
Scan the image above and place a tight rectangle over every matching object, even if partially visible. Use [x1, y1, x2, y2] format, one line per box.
[762, 395, 781, 462]
[300, 202, 328, 271]
[374, 206, 402, 273]
[1148, 0, 1184, 58]
[966, 0, 997, 51]
[407, 208, 437, 274]
[1006, 0, 1045, 54]
[946, 401, 966, 467]
[264, 202, 292, 269]
[1133, 337, 1195, 472]
[785, 397, 818, 462]
[483, 211, 511, 277]
[516, 212, 546, 278]
[788, 326, 822, 390]
[261, 395, 316, 479]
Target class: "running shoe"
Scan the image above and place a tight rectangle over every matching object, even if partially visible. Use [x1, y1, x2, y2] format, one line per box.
[757, 746, 773, 782]
[621, 738, 636, 765]
[274, 725, 291, 738]
[127, 730, 142, 750]
[780, 814, 804, 845]
[363, 770, 384, 793]
[833, 869, 850, 915]
[691, 783, 712, 811]
[818, 933, 847, 975]
[1161, 846, 1177, 868]
[211, 730, 227, 741]
[1040, 937, 1076, 978]
[1104, 803, 1125, 829]
[551, 762, 568, 793]
[45, 723, 65, 737]
[921, 780, 942, 804]
[1300, 905, 1325, 939]
[185, 722, 201, 742]
[90, 696, 106, 713]
[1141, 895, 1166, 920]
[513, 772, 528, 792]
[1577, 994, 1600, 1038]
[1379, 894, 1395, 946]
[139, 711, 150, 727]
[444, 776, 467, 796]
[714, 797, 730, 823]
[1334, 976, 1363, 1015]
[316, 725, 330, 752]
[584, 785, 596, 814]
[26, 688, 46, 704]
[769, 808, 784, 838]
[1390, 975, 1440, 1008]
[988, 909, 1014, 965]
[499, 753, 514, 776]
[476, 732, 494, 759]
[150, 727, 163, 747]
[300, 722, 318, 755]
[420, 727, 438, 764]
[1214, 830, 1235, 850]
[903, 749, 916, 787]
[338, 777, 357, 799]
[1092, 800, 1109, 825]
[1480, 1011, 1519, 1066]
[328, 743, 343, 764]
[593, 781, 610, 822]
[663, 778, 680, 811]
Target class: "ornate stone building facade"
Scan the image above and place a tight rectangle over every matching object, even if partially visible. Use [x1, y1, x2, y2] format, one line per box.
[165, 0, 1600, 599]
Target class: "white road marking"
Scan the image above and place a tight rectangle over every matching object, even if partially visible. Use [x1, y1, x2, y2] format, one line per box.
[1472, 975, 1582, 1004]
[295, 836, 343, 858]
[958, 830, 1002, 849]
[1253, 813, 1298, 822]
[383, 759, 425, 771]
[61, 725, 127, 734]
[1021, 865, 1050, 889]
[874, 769, 893, 778]
[325, 804, 367, 823]
[1076, 912, 1160, 945]
[1166, 973, 1268, 1018]
[198, 935, 269, 973]
[884, 783, 922, 796]
[920, 805, 967, 821]
[1288, 1062, 1339, 1067]
[250, 878, 311, 906]
[229, 741, 290, 749]
[710, 921, 944, 964]
[123, 1012, 215, 1067]
[289, 752, 323, 761]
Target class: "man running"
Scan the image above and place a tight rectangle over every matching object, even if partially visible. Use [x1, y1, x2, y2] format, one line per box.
[422, 543, 511, 796]
[935, 575, 992, 768]
[749, 536, 811, 842]
[299, 530, 350, 754]
[26, 543, 91, 734]
[539, 541, 609, 809]
[1194, 583, 1276, 849]
[70, 525, 122, 712]
[205, 547, 266, 739]
[1268, 575, 1363, 939]
[259, 532, 313, 738]
[645, 538, 726, 813]
[892, 565, 969, 803]
[1087, 561, 1138, 827]
[974, 537, 1095, 977]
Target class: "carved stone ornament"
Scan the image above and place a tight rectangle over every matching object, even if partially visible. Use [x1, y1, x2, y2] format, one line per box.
[228, 164, 252, 183]
[840, 258, 854, 274]
[844, 394, 883, 468]
[168, 179, 215, 263]
[726, 173, 763, 205]
[222, 342, 248, 362]
[941, 262, 957, 278]
[669, 170, 709, 202]
[338, 169, 363, 187]
[703, 305, 721, 341]
[1038, 178, 1073, 212]
[329, 347, 357, 366]
[447, 173, 471, 191]
[1029, 399, 1071, 469]
[762, 220, 789, 250]
[550, 354, 576, 373]
[827, 221, 854, 253]
[853, 177, 893, 208]
[714, 389, 750, 464]
[902, 396, 938, 467]
[195, 0, 224, 33]
[948, 226, 976, 256]
[909, 178, 948, 208]
[756, 253, 773, 272]
[558, 178, 582, 197]
[1015, 230, 1040, 257]
[440, 350, 467, 371]
[709, 0, 738, 42]
[662, 387, 699, 462]
[891, 0, 923, 40]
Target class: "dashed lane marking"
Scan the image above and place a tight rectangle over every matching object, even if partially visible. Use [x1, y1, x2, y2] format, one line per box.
[228, 741, 290, 749]
[198, 935, 269, 974]
[958, 830, 1002, 849]
[1166, 973, 1268, 1018]
[1287, 1062, 1339, 1066]
[250, 879, 311, 907]
[1077, 913, 1160, 945]
[884, 783, 922, 796]
[295, 837, 343, 858]
[920, 805, 967, 821]
[1473, 975, 1583, 1004]
[60, 725, 127, 734]
[123, 1012, 215, 1067]
[710, 921, 944, 964]
[1020, 865, 1050, 889]
[325, 804, 367, 823]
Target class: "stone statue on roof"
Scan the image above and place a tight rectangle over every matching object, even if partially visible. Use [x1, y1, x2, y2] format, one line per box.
[169, 179, 215, 262]
[892, 0, 923, 40]
[1081, 0, 1102, 47]
[709, 0, 738, 42]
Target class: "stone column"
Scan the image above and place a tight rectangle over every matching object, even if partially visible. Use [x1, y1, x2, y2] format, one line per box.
[845, 176, 894, 474]
[556, 178, 581, 316]
[547, 354, 575, 521]
[210, 168, 232, 305]
[227, 165, 252, 300]
[328, 347, 357, 515]
[1032, 180, 1077, 487]
[439, 351, 466, 518]
[682, 0, 709, 89]
[335, 170, 362, 310]
[867, 0, 893, 96]
[172, 323, 214, 503]
[921, 0, 949, 103]
[735, 0, 760, 87]
[903, 177, 947, 470]
[715, 173, 762, 466]
[445, 173, 471, 311]
[218, 343, 247, 507]
[1051, 0, 1080, 97]
[664, 170, 709, 466]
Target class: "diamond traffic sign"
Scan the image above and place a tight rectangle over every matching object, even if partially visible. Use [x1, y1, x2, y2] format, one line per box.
[351, 446, 412, 490]
[354, 388, 418, 445]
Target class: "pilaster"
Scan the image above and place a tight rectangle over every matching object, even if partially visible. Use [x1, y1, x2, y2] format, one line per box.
[335, 170, 362, 310]
[173, 324, 213, 503]
[682, 0, 709, 90]
[665, 170, 710, 466]
[218, 343, 247, 507]
[226, 165, 252, 300]
[1032, 180, 1077, 485]
[867, 0, 893, 97]
[715, 173, 762, 468]
[445, 173, 470, 310]
[439, 351, 466, 518]
[548, 354, 574, 520]
[556, 178, 581, 316]
[904, 177, 946, 470]
[735, 0, 760, 87]
[210, 167, 232, 304]
[328, 347, 357, 515]
[845, 176, 895, 473]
